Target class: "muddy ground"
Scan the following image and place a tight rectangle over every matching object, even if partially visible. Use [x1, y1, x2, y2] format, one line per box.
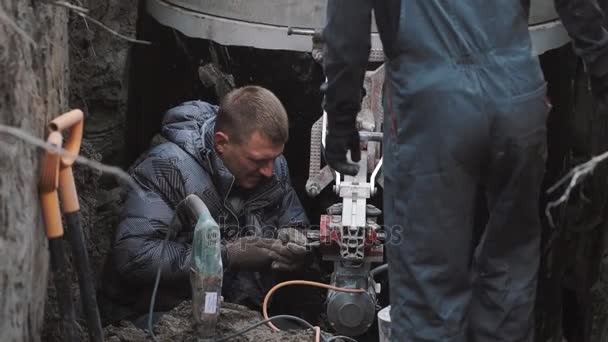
[104, 302, 325, 342]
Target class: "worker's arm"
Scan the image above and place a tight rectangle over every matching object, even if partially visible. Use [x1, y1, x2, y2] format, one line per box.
[323, 0, 372, 117]
[322, 0, 374, 175]
[112, 156, 196, 285]
[554, 0, 608, 77]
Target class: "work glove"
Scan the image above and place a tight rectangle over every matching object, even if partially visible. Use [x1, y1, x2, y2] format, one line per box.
[225, 237, 279, 271]
[272, 228, 309, 271]
[277, 227, 308, 246]
[225, 236, 307, 272]
[325, 117, 361, 176]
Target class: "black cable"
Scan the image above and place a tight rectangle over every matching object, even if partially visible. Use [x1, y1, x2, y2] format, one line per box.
[213, 314, 327, 342]
[147, 232, 171, 342]
[370, 263, 388, 277]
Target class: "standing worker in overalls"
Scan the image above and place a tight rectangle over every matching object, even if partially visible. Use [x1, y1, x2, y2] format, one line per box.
[322, 0, 608, 341]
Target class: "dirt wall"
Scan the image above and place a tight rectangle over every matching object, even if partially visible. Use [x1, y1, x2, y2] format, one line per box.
[64, 0, 139, 287]
[0, 1, 68, 341]
[41, 1, 139, 340]
[69, 0, 139, 166]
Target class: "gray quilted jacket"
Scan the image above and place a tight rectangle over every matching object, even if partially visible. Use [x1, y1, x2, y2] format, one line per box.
[106, 101, 309, 313]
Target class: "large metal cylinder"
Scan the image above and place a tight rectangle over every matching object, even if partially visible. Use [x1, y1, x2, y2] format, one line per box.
[147, 0, 570, 55]
[159, 0, 556, 27]
[163, 0, 331, 29]
[326, 263, 378, 337]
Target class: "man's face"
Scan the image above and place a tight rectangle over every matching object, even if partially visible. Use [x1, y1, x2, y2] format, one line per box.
[214, 130, 284, 189]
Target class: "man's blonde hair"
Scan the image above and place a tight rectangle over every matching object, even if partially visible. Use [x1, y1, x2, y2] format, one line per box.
[215, 86, 289, 145]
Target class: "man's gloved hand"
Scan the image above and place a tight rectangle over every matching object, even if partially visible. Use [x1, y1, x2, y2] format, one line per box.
[325, 118, 361, 176]
[277, 227, 308, 246]
[225, 237, 279, 271]
[269, 242, 308, 272]
[225, 235, 308, 272]
[272, 228, 309, 271]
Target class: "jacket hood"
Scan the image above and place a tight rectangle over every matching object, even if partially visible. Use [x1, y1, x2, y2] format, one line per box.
[160, 100, 219, 165]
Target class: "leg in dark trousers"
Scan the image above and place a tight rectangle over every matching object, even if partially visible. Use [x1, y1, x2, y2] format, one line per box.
[469, 87, 549, 342]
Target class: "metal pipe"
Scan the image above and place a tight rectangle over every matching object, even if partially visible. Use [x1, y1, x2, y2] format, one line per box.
[286, 27, 316, 36]
[359, 131, 383, 142]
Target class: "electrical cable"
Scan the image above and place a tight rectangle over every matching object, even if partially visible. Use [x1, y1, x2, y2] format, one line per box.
[147, 232, 171, 342]
[370, 263, 388, 277]
[212, 314, 325, 342]
[262, 280, 365, 332]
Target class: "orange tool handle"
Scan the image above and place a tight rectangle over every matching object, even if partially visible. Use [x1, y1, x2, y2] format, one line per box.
[39, 132, 64, 238]
[49, 109, 84, 213]
[48, 109, 83, 167]
[59, 167, 79, 213]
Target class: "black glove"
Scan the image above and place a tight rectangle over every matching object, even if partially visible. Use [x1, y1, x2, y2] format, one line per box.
[325, 116, 361, 176]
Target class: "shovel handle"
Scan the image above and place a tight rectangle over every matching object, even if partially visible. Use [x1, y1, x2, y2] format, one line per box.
[49, 110, 84, 213]
[49, 109, 83, 167]
[39, 132, 63, 238]
[59, 167, 80, 213]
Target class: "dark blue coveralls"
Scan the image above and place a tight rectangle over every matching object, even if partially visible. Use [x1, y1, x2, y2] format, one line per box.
[383, 2, 548, 341]
[322, 1, 608, 341]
